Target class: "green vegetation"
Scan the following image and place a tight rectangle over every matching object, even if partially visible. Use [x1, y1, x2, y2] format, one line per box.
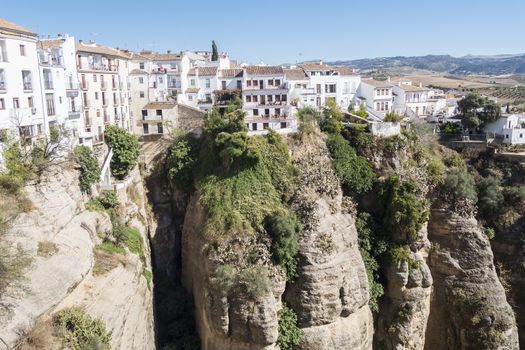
[74, 145, 100, 194]
[477, 175, 504, 218]
[211, 264, 271, 298]
[441, 122, 460, 135]
[457, 93, 501, 129]
[383, 111, 404, 123]
[319, 99, 343, 134]
[95, 241, 126, 256]
[355, 212, 386, 312]
[211, 40, 218, 61]
[379, 176, 429, 241]
[104, 125, 140, 179]
[53, 307, 111, 350]
[167, 133, 200, 192]
[348, 104, 368, 118]
[441, 168, 477, 211]
[37, 240, 59, 258]
[277, 304, 302, 350]
[390, 245, 419, 271]
[326, 133, 376, 197]
[296, 107, 321, 136]
[265, 213, 300, 280]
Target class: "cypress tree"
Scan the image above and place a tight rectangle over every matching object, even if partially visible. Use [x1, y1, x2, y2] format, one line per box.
[211, 40, 218, 61]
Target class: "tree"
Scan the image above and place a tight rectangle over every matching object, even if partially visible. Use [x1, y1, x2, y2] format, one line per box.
[74, 145, 100, 193]
[104, 125, 140, 179]
[320, 99, 343, 134]
[211, 40, 218, 61]
[458, 93, 501, 129]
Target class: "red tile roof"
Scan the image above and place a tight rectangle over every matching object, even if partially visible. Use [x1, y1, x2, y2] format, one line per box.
[0, 18, 36, 36]
[246, 66, 284, 75]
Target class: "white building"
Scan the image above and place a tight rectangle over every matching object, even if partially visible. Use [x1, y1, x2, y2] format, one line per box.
[484, 114, 525, 144]
[0, 19, 46, 141]
[243, 66, 294, 133]
[76, 41, 132, 145]
[285, 68, 317, 109]
[356, 79, 394, 119]
[298, 63, 360, 110]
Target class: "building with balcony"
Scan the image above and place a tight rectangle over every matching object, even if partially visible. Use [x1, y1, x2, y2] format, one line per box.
[0, 18, 46, 141]
[76, 41, 132, 144]
[243, 66, 293, 133]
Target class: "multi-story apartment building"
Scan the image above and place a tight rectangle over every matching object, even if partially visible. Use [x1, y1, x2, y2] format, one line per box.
[298, 63, 360, 110]
[0, 19, 46, 141]
[356, 79, 394, 118]
[76, 41, 132, 144]
[243, 66, 293, 133]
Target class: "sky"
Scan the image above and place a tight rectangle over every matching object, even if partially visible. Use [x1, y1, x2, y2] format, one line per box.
[3, 0, 524, 65]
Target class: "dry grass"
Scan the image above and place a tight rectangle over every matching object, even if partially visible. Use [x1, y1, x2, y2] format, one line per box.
[92, 249, 126, 276]
[37, 241, 59, 258]
[15, 317, 59, 350]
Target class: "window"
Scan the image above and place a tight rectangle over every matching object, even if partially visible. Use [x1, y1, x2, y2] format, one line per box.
[275, 108, 281, 116]
[246, 96, 252, 103]
[141, 110, 147, 119]
[237, 80, 242, 89]
[263, 123, 269, 129]
[316, 84, 321, 93]
[253, 109, 259, 116]
[280, 122, 287, 129]
[93, 74, 97, 82]
[19, 45, 26, 56]
[205, 79, 210, 88]
[0, 98, 4, 110]
[46, 94, 55, 116]
[43, 69, 53, 89]
[139, 77, 144, 84]
[21, 70, 32, 90]
[157, 123, 164, 134]
[13, 98, 19, 109]
[156, 109, 162, 116]
[96, 109, 101, 118]
[205, 93, 211, 101]
[253, 95, 258, 102]
[0, 68, 5, 89]
[275, 79, 281, 86]
[95, 92, 99, 100]
[268, 79, 274, 86]
[265, 108, 270, 116]
[247, 80, 252, 87]
[27, 96, 33, 108]
[188, 95, 193, 101]
[253, 80, 258, 86]
[143, 123, 149, 134]
[267, 95, 273, 102]
[325, 84, 336, 93]
[83, 92, 88, 107]
[190, 79, 195, 86]
[252, 123, 258, 131]
[139, 62, 145, 69]
[159, 77, 163, 84]
[140, 91, 145, 98]
[221, 81, 226, 90]
[282, 94, 287, 102]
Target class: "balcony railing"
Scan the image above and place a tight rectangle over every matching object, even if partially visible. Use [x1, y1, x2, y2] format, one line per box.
[23, 82, 33, 92]
[245, 83, 288, 90]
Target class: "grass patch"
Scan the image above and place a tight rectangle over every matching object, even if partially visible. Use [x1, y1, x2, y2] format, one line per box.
[95, 241, 126, 256]
[37, 240, 59, 258]
[143, 269, 152, 290]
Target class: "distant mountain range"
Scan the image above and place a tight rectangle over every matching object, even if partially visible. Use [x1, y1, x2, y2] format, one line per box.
[328, 54, 525, 75]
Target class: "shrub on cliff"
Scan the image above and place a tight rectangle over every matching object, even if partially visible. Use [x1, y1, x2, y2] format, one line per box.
[277, 304, 302, 350]
[104, 125, 139, 179]
[326, 133, 376, 197]
[74, 146, 100, 194]
[167, 133, 199, 192]
[53, 307, 111, 350]
[441, 168, 478, 213]
[265, 213, 300, 280]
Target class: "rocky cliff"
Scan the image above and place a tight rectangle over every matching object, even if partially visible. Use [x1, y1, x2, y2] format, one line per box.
[0, 165, 155, 349]
[425, 209, 519, 350]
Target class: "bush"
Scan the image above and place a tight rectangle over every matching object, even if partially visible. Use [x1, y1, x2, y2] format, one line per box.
[265, 213, 300, 280]
[477, 175, 504, 217]
[320, 99, 343, 134]
[441, 122, 460, 135]
[104, 125, 140, 179]
[98, 191, 120, 210]
[383, 112, 404, 122]
[484, 227, 496, 240]
[390, 245, 419, 270]
[442, 168, 477, 210]
[53, 307, 111, 350]
[326, 133, 376, 197]
[167, 134, 199, 192]
[277, 304, 302, 350]
[74, 146, 100, 194]
[0, 173, 23, 194]
[379, 177, 428, 241]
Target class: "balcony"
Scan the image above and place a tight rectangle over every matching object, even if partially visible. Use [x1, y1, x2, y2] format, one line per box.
[245, 83, 288, 91]
[68, 107, 82, 120]
[66, 81, 79, 90]
[100, 81, 108, 90]
[81, 82, 89, 90]
[23, 82, 33, 92]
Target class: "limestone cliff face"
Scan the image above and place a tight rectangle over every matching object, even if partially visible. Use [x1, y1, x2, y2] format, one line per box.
[285, 136, 374, 350]
[181, 193, 285, 350]
[375, 223, 433, 350]
[0, 165, 155, 349]
[425, 209, 519, 350]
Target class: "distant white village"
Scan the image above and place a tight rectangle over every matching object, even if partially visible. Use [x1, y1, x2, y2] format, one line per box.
[1, 18, 524, 152]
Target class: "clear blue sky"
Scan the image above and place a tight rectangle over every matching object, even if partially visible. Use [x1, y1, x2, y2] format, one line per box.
[3, 0, 524, 64]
